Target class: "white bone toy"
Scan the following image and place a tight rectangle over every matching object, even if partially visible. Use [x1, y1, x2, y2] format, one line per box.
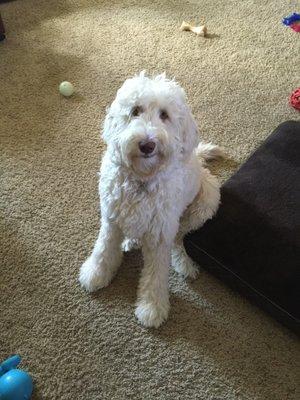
[180, 21, 207, 37]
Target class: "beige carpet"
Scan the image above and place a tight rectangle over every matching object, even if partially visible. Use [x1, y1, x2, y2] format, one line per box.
[0, 0, 299, 399]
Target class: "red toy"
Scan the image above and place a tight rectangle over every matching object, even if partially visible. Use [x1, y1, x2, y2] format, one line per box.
[289, 88, 300, 111]
[290, 22, 300, 32]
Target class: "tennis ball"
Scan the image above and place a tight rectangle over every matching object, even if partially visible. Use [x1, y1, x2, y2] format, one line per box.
[59, 81, 74, 97]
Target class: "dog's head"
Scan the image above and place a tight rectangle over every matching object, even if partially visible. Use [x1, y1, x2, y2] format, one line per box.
[102, 72, 200, 179]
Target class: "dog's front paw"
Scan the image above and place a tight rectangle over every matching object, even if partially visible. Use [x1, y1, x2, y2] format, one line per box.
[135, 301, 170, 328]
[172, 252, 199, 280]
[79, 256, 112, 292]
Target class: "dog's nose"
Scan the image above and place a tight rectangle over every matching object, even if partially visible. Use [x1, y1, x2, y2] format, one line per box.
[139, 141, 156, 155]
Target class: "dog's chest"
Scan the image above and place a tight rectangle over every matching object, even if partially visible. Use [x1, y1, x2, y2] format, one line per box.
[111, 177, 181, 239]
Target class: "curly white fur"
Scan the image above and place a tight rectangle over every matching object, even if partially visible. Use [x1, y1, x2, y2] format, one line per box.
[79, 72, 222, 328]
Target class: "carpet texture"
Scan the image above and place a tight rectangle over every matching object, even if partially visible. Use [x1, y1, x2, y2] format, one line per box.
[0, 1, 299, 399]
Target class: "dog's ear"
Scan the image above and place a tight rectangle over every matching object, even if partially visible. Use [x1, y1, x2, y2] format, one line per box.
[102, 106, 114, 144]
[154, 72, 166, 81]
[182, 107, 200, 157]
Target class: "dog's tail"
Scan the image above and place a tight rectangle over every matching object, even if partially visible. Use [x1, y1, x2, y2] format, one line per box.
[195, 142, 225, 162]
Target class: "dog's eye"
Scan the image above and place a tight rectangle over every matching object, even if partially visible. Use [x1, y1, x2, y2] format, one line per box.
[160, 110, 169, 121]
[131, 106, 143, 117]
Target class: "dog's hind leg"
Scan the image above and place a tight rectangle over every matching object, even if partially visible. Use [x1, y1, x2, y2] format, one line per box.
[172, 168, 220, 279]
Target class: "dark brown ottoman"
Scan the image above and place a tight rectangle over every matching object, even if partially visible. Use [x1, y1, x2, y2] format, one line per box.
[184, 121, 300, 334]
[0, 12, 5, 41]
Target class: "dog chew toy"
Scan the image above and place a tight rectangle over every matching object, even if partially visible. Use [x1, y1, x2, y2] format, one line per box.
[180, 21, 207, 37]
[290, 88, 300, 111]
[0, 355, 33, 400]
[282, 12, 300, 32]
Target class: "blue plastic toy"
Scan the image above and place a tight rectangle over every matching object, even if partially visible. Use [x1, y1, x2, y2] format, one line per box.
[0, 355, 33, 400]
[282, 12, 300, 26]
[282, 12, 300, 33]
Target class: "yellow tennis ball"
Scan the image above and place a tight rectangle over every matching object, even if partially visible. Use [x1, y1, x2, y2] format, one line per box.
[59, 81, 74, 97]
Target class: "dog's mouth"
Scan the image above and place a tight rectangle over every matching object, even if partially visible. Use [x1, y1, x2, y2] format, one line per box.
[140, 153, 157, 159]
[130, 151, 165, 179]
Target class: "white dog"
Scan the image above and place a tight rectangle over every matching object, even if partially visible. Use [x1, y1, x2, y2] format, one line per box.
[79, 72, 223, 328]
